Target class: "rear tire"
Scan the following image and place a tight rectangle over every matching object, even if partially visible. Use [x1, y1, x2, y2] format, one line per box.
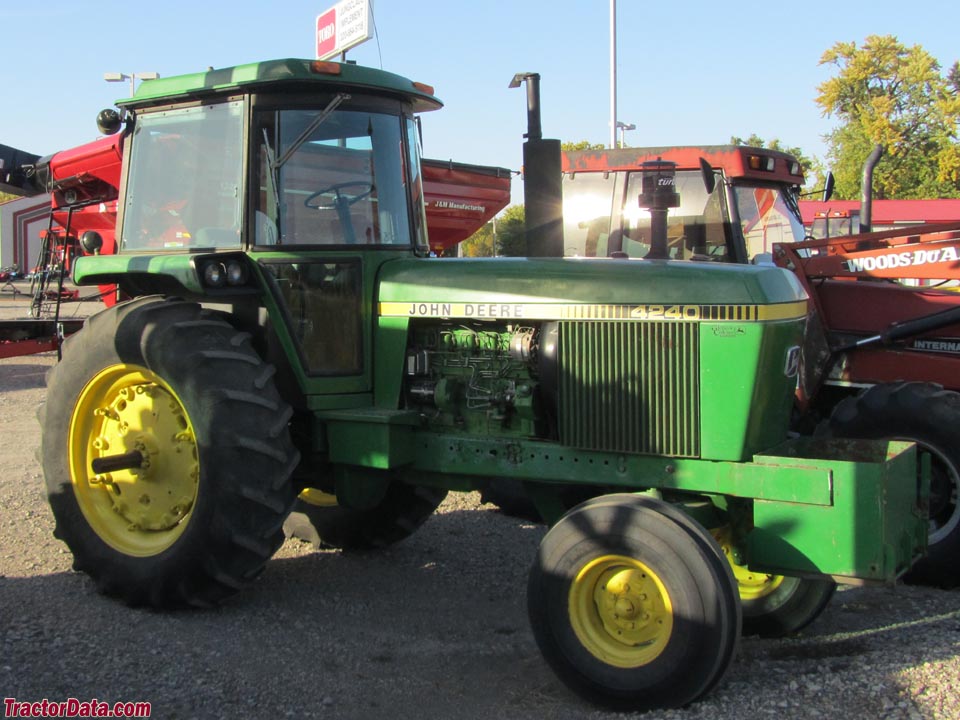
[713, 526, 836, 637]
[736, 573, 835, 637]
[825, 382, 960, 587]
[527, 496, 739, 711]
[41, 297, 298, 608]
[284, 482, 447, 550]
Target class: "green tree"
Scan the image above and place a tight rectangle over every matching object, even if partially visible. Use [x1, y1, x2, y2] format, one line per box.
[816, 35, 960, 199]
[495, 204, 526, 257]
[561, 140, 605, 152]
[459, 220, 496, 257]
[949, 61, 960, 94]
[730, 135, 826, 193]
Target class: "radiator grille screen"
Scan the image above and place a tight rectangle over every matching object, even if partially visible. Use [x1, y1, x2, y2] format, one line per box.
[558, 321, 700, 457]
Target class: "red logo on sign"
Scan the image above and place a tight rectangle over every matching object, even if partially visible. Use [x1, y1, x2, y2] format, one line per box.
[316, 9, 337, 58]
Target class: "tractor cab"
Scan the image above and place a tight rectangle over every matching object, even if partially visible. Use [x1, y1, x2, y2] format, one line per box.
[107, 60, 438, 258]
[561, 146, 807, 263]
[117, 87, 430, 254]
[77, 59, 441, 396]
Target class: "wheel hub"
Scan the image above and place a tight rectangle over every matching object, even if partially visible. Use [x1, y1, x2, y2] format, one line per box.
[70, 364, 199, 556]
[570, 555, 673, 668]
[597, 568, 659, 638]
[714, 527, 785, 601]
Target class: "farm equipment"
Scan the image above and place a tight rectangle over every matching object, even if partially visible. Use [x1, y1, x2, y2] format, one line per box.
[421, 158, 512, 254]
[561, 144, 807, 262]
[802, 200, 960, 239]
[558, 145, 960, 586]
[0, 133, 121, 357]
[34, 59, 927, 712]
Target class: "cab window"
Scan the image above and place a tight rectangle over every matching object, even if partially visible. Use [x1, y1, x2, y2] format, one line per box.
[255, 104, 413, 247]
[121, 101, 244, 251]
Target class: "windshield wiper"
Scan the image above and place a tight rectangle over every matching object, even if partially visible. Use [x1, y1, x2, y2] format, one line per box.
[274, 93, 351, 169]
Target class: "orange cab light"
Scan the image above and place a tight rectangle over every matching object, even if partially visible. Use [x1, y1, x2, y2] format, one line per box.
[412, 81, 435, 96]
[747, 154, 775, 172]
[310, 61, 342, 75]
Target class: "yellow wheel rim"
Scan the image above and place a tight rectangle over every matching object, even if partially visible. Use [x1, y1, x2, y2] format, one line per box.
[569, 554, 673, 668]
[714, 527, 785, 601]
[298, 488, 338, 507]
[68, 363, 199, 557]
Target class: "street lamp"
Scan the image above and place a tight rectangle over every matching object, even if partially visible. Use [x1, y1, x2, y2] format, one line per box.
[103, 71, 160, 97]
[610, 0, 617, 148]
[616, 121, 635, 148]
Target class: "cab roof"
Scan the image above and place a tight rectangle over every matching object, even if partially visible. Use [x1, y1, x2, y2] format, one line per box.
[117, 58, 442, 113]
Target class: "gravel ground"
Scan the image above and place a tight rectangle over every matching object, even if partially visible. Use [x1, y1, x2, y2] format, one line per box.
[1, 287, 958, 719]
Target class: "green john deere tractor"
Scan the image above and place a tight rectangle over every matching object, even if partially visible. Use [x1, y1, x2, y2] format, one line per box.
[40, 59, 927, 712]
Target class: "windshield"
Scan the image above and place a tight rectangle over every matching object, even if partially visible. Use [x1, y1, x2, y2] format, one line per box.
[255, 104, 416, 247]
[562, 169, 730, 260]
[733, 184, 806, 258]
[561, 172, 617, 256]
[120, 101, 244, 251]
[622, 170, 729, 260]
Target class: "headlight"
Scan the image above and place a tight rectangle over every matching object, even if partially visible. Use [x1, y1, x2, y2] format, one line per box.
[202, 261, 226, 288]
[225, 259, 249, 286]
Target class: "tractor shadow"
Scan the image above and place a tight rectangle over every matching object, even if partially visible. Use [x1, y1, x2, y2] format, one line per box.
[0, 359, 53, 391]
[3, 506, 959, 720]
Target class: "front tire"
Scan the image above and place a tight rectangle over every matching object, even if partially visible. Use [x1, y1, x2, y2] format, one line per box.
[41, 297, 299, 608]
[527, 496, 739, 711]
[825, 382, 960, 587]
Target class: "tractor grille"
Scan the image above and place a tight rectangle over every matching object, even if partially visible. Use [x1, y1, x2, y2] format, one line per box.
[558, 321, 700, 457]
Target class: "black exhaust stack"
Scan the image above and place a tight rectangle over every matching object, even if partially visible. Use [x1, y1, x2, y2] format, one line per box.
[859, 144, 883, 233]
[510, 73, 562, 257]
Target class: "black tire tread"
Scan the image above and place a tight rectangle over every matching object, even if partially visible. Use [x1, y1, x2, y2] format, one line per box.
[285, 482, 447, 550]
[527, 497, 739, 711]
[42, 296, 299, 608]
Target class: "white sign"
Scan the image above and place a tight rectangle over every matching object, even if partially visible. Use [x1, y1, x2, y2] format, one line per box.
[316, 0, 373, 60]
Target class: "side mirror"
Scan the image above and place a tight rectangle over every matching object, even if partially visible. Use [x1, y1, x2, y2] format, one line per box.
[80, 231, 104, 255]
[97, 109, 122, 135]
[822, 172, 835, 202]
[699, 157, 716, 195]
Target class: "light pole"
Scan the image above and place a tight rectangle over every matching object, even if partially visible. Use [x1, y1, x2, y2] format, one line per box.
[609, 0, 617, 149]
[616, 121, 635, 148]
[103, 71, 160, 97]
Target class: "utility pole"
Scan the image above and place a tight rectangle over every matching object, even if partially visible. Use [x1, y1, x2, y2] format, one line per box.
[609, 0, 617, 149]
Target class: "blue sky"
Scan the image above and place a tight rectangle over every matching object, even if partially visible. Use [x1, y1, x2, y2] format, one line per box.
[1, 0, 956, 204]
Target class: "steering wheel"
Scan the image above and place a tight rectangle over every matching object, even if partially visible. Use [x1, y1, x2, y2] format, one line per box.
[304, 181, 374, 210]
